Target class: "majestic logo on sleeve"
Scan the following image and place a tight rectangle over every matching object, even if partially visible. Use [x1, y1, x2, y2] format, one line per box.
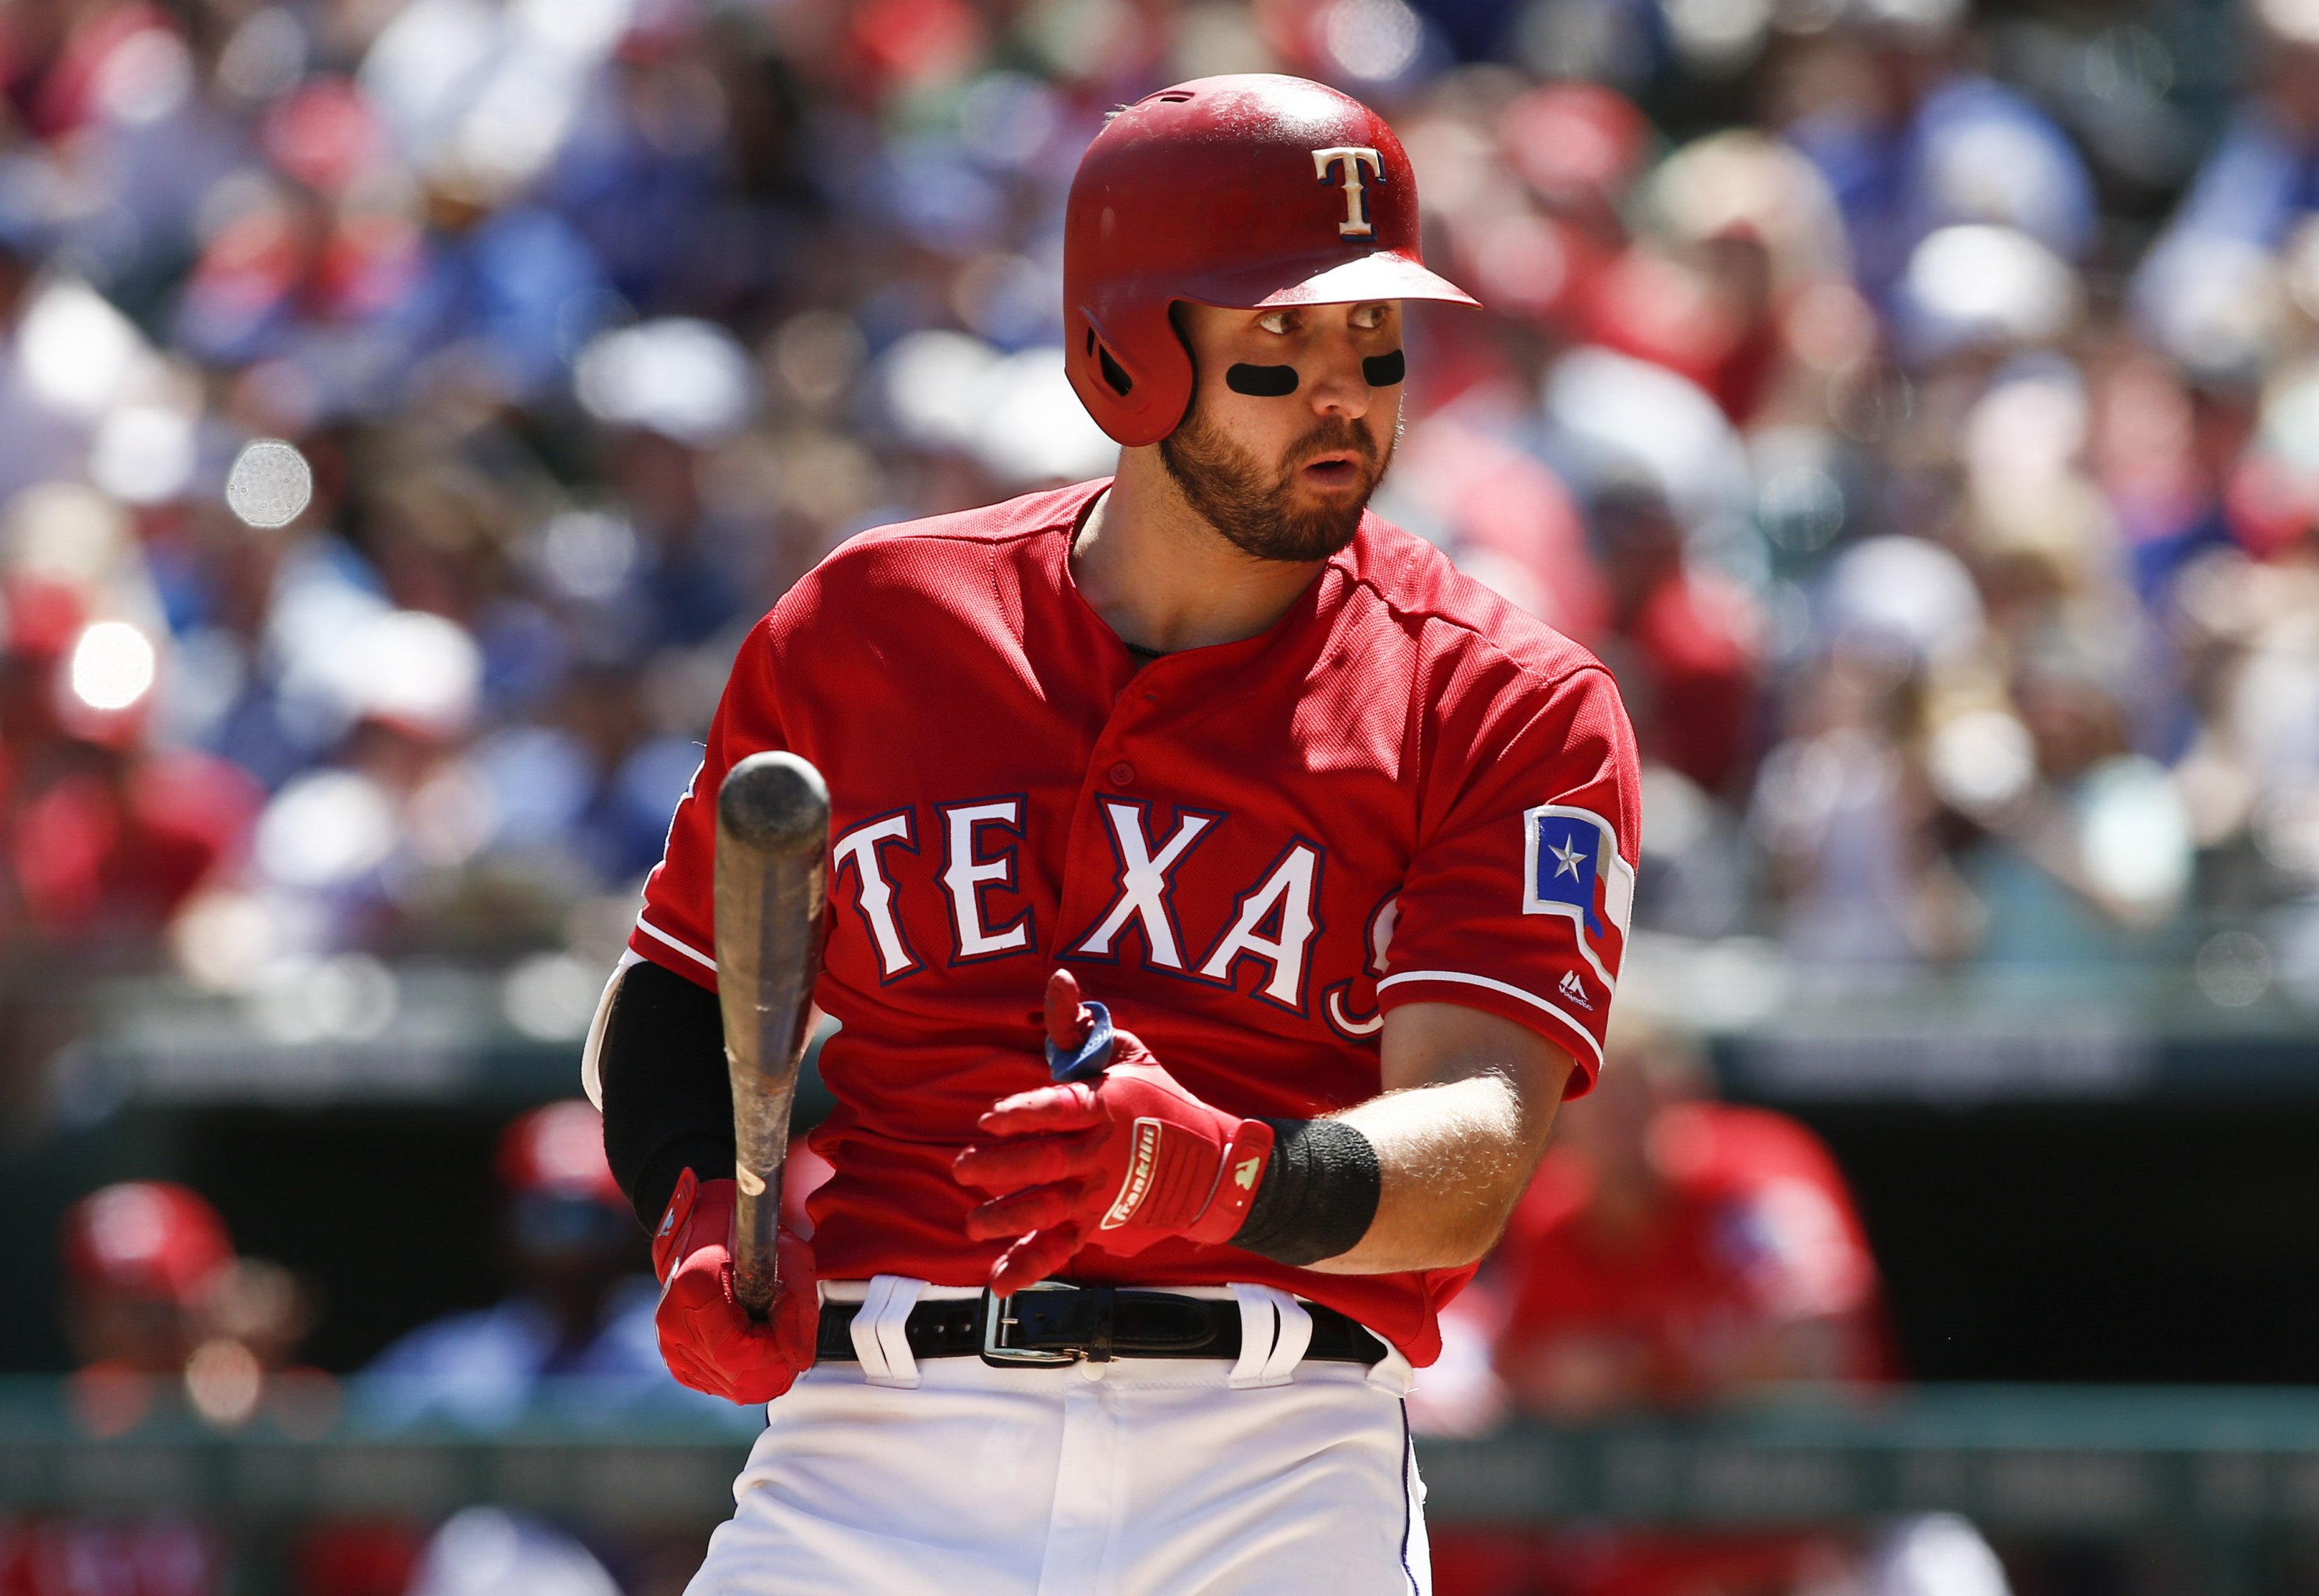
[1522, 804, 1634, 989]
[1312, 147, 1384, 237]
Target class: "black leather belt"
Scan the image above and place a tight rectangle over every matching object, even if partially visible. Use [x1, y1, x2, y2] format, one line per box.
[816, 1284, 1388, 1368]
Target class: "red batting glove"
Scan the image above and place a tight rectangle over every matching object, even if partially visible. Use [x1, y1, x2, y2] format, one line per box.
[651, 1168, 819, 1404]
[953, 970, 1276, 1295]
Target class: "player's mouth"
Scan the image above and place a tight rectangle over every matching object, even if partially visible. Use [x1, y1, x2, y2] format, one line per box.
[1299, 452, 1364, 489]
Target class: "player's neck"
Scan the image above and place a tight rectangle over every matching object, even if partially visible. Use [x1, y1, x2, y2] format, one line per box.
[1072, 453, 1329, 655]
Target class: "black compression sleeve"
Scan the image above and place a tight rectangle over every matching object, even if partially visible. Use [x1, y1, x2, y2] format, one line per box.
[599, 960, 734, 1231]
[1229, 1118, 1380, 1267]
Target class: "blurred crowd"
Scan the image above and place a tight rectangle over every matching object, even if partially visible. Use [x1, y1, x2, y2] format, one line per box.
[7, 0, 2319, 1051]
[0, 0, 2308, 1088]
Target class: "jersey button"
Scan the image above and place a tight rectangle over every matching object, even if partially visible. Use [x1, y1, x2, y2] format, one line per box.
[1108, 761, 1136, 786]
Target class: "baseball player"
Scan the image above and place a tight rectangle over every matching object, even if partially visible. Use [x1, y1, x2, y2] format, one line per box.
[585, 74, 1639, 1595]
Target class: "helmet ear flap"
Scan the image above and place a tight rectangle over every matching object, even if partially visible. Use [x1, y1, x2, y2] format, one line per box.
[1100, 348, 1132, 397]
[1069, 299, 1196, 448]
[1087, 330, 1133, 398]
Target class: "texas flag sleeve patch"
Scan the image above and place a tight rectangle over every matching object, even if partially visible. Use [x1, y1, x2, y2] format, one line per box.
[1522, 803, 1634, 990]
[1371, 662, 1641, 1093]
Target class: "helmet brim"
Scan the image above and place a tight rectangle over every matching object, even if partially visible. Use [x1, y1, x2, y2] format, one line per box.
[1184, 249, 1480, 312]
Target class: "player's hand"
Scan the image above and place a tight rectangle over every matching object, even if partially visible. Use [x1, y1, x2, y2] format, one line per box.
[953, 970, 1276, 1294]
[652, 1168, 818, 1404]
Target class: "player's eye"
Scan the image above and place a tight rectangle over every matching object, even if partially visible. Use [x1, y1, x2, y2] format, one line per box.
[1349, 302, 1391, 331]
[1256, 310, 1295, 335]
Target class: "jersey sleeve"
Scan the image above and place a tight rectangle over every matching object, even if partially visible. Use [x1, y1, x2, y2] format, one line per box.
[627, 614, 788, 991]
[1374, 659, 1639, 1093]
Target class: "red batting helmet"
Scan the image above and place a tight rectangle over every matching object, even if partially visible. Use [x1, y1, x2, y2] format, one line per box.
[62, 1182, 235, 1305]
[1063, 74, 1478, 447]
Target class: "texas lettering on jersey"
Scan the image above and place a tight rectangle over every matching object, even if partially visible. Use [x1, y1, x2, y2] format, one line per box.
[830, 797, 1333, 1015]
[627, 479, 1641, 1367]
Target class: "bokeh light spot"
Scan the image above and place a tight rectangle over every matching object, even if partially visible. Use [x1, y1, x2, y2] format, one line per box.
[226, 439, 315, 529]
[1322, 0, 1423, 81]
[69, 622, 157, 711]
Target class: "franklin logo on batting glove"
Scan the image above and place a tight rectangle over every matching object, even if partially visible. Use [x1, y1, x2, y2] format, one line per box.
[1103, 1121, 1167, 1230]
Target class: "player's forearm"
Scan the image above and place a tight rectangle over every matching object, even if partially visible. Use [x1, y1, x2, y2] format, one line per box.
[1302, 1071, 1557, 1273]
[1281, 1001, 1575, 1274]
[598, 959, 738, 1231]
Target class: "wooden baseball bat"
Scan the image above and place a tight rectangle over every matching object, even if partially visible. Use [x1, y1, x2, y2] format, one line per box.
[713, 750, 830, 1320]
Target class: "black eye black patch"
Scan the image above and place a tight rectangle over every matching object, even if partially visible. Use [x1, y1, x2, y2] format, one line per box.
[1225, 362, 1299, 397]
[1363, 350, 1405, 387]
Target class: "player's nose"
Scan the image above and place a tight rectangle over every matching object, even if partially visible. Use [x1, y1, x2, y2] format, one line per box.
[1303, 333, 1372, 421]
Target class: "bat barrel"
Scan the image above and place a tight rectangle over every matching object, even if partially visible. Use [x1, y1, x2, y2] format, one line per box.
[715, 751, 831, 1321]
[719, 752, 831, 859]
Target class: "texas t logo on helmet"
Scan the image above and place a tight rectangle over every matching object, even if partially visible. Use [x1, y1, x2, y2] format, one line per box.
[1062, 74, 1479, 447]
[1310, 146, 1385, 236]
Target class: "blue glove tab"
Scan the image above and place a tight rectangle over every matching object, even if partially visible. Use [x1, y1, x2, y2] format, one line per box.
[1045, 1000, 1115, 1082]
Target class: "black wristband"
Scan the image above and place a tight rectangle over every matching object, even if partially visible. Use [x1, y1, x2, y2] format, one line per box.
[1229, 1118, 1380, 1267]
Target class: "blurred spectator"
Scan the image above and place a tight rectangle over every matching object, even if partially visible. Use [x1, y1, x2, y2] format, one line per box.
[2132, 0, 2319, 385]
[2087, 339, 2254, 605]
[1429, 1012, 1892, 1596]
[0, 225, 175, 510]
[1594, 129, 1853, 425]
[1801, 1516, 2016, 1596]
[57, 1180, 329, 1435]
[568, 316, 764, 653]
[61, 1181, 233, 1391]
[0, 486, 264, 965]
[1588, 470, 1762, 797]
[403, 1507, 620, 1596]
[3, 704, 262, 955]
[1751, 538, 1984, 971]
[1494, 1012, 1892, 1416]
[1, 1181, 331, 1596]
[0, 1514, 221, 1596]
[1946, 632, 2196, 971]
[356, 1100, 723, 1429]
[234, 605, 490, 957]
[1770, 0, 2097, 305]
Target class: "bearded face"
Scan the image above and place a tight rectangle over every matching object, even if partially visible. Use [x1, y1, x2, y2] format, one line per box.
[1158, 403, 1397, 564]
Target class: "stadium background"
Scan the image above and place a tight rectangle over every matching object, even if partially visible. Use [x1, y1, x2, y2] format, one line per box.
[7, 0, 2319, 1590]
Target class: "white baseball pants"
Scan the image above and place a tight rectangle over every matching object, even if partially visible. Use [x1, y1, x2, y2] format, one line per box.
[684, 1280, 1431, 1596]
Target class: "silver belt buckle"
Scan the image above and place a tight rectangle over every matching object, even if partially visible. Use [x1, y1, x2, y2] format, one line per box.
[980, 1284, 1081, 1367]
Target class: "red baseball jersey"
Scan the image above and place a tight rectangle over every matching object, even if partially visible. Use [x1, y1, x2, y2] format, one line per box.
[629, 478, 1639, 1365]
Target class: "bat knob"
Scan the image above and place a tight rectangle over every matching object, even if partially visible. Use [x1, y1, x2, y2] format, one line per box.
[719, 752, 831, 856]
[1046, 1000, 1115, 1082]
